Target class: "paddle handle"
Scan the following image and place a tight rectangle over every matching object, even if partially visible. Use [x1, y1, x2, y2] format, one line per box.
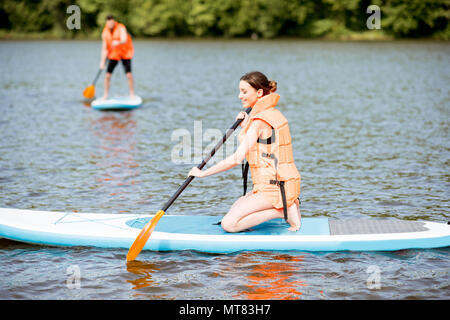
[161, 107, 252, 212]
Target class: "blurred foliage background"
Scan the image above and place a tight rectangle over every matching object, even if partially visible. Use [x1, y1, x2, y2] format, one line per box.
[0, 0, 448, 40]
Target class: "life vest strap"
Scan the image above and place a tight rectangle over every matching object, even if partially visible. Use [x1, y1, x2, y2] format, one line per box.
[257, 128, 276, 144]
[261, 152, 278, 169]
[270, 180, 288, 222]
[242, 161, 250, 196]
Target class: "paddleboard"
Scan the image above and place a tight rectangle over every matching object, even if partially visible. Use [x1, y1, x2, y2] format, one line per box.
[0, 208, 449, 253]
[91, 95, 142, 110]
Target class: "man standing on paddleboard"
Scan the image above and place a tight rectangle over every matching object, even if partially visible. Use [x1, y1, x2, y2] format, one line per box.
[99, 15, 135, 100]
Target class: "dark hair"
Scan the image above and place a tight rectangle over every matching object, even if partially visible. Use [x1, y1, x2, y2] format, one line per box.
[240, 71, 277, 96]
[106, 15, 115, 21]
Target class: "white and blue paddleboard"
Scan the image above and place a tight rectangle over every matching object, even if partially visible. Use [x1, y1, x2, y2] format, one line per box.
[91, 95, 142, 110]
[0, 208, 449, 253]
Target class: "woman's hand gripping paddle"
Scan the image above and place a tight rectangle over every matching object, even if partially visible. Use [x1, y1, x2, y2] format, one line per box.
[82, 60, 107, 99]
[126, 107, 252, 261]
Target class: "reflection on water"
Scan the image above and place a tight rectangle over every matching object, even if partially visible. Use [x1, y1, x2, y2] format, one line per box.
[126, 251, 310, 300]
[126, 261, 157, 288]
[89, 112, 141, 212]
[234, 252, 308, 299]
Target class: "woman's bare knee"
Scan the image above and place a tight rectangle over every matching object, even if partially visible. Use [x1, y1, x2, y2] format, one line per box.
[221, 218, 239, 233]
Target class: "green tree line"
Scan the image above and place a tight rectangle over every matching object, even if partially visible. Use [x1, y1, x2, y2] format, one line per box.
[1, 0, 449, 39]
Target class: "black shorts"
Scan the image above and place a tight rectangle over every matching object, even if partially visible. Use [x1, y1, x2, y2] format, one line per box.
[107, 59, 132, 74]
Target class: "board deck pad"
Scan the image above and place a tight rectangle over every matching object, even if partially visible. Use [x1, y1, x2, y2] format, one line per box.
[127, 216, 331, 236]
[328, 219, 428, 235]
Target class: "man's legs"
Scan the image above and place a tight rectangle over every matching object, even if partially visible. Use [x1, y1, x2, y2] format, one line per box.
[103, 59, 119, 100]
[126, 72, 135, 98]
[103, 72, 112, 100]
[122, 59, 134, 98]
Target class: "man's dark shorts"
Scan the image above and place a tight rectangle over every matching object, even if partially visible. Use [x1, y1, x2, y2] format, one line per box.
[107, 59, 132, 74]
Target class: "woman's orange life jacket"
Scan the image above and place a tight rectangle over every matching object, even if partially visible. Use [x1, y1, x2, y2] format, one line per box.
[102, 22, 134, 60]
[239, 93, 301, 217]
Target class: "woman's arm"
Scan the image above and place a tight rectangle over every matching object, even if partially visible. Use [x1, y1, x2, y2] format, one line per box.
[188, 119, 268, 178]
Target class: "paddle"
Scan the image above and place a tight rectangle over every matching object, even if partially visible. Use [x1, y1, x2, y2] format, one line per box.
[126, 107, 252, 261]
[82, 60, 107, 99]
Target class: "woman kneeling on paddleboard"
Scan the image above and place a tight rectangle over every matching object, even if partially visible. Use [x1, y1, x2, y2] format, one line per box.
[189, 71, 301, 232]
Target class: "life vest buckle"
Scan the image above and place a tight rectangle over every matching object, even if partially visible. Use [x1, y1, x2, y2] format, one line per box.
[269, 179, 281, 186]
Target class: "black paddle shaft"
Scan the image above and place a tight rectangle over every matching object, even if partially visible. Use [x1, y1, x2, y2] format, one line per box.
[92, 68, 102, 85]
[92, 59, 108, 85]
[161, 107, 252, 212]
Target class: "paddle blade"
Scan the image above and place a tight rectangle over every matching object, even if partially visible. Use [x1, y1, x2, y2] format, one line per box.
[126, 210, 165, 261]
[83, 85, 95, 99]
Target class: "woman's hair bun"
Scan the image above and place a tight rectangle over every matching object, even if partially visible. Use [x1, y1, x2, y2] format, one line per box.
[269, 80, 277, 93]
[240, 71, 277, 95]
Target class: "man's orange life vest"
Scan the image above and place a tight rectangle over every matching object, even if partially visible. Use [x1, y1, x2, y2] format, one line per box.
[239, 93, 301, 220]
[102, 22, 134, 60]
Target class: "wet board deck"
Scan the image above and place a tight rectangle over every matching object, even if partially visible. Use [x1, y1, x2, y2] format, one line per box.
[0, 208, 449, 253]
[91, 95, 142, 110]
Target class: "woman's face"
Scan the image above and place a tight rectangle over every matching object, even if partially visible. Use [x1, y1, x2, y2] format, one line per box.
[238, 80, 263, 108]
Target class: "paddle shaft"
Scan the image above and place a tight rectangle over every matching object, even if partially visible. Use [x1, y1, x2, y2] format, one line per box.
[161, 107, 252, 212]
[92, 59, 108, 85]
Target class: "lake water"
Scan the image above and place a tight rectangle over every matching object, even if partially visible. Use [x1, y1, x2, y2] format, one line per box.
[0, 39, 449, 300]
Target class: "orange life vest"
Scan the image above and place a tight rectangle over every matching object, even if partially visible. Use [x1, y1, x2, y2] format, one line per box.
[102, 22, 134, 60]
[239, 93, 301, 218]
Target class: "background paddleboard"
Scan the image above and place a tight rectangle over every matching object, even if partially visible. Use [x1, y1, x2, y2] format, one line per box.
[0, 208, 449, 253]
[91, 95, 142, 110]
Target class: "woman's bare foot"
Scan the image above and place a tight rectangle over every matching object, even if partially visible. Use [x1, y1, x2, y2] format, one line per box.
[287, 199, 301, 231]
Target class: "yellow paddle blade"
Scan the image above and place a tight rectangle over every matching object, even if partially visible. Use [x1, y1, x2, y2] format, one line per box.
[126, 210, 165, 262]
[83, 85, 95, 99]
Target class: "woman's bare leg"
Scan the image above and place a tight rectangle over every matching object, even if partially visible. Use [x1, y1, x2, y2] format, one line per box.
[221, 192, 279, 232]
[221, 193, 301, 232]
[286, 199, 301, 231]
